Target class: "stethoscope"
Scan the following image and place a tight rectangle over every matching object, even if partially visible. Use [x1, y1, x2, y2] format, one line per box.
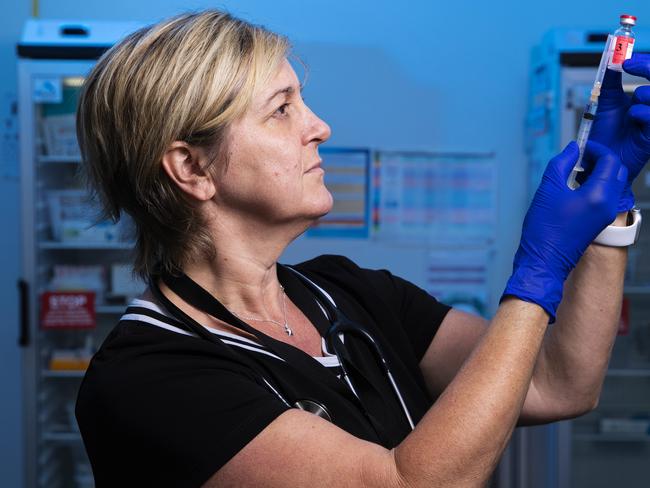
[288, 268, 415, 430]
[150, 266, 415, 432]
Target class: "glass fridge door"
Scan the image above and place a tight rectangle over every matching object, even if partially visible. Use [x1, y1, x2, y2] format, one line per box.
[19, 60, 143, 488]
[559, 68, 650, 488]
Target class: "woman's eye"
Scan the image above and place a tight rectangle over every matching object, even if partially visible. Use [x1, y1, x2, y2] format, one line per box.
[274, 103, 290, 117]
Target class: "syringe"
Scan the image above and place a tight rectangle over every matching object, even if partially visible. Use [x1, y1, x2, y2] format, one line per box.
[567, 34, 616, 189]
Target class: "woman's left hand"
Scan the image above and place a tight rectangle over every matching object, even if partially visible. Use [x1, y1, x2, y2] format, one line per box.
[590, 53, 650, 212]
[502, 141, 626, 322]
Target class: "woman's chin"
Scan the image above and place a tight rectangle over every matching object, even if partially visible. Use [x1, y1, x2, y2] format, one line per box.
[314, 191, 334, 217]
[282, 189, 333, 228]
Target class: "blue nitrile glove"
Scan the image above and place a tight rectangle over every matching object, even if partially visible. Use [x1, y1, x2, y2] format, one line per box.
[589, 54, 650, 212]
[502, 141, 627, 321]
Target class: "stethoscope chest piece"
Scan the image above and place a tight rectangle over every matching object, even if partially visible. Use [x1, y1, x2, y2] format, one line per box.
[294, 399, 332, 422]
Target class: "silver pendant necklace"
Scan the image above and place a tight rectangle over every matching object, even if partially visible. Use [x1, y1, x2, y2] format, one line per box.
[231, 286, 294, 336]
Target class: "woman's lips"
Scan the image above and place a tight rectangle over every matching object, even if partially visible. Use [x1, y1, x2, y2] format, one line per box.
[306, 161, 323, 173]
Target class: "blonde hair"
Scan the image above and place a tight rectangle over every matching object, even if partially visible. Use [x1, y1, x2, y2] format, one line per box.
[77, 10, 290, 279]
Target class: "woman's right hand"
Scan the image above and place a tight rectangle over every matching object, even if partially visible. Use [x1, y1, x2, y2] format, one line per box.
[502, 141, 627, 321]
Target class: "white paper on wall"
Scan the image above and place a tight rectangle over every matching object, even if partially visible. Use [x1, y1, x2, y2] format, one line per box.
[374, 151, 497, 246]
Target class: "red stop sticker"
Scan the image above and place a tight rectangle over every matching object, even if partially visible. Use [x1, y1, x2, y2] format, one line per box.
[40, 291, 96, 329]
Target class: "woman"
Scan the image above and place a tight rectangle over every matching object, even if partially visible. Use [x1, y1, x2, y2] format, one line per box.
[75, 9, 650, 487]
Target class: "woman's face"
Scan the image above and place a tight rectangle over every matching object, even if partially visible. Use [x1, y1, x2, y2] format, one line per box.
[214, 58, 333, 228]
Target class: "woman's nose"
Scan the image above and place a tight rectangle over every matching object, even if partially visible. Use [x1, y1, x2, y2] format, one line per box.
[304, 107, 331, 145]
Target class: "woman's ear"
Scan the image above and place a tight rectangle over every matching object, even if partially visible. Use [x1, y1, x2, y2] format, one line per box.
[161, 141, 216, 201]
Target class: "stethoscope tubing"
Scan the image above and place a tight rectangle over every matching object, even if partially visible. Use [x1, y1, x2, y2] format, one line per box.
[287, 268, 415, 430]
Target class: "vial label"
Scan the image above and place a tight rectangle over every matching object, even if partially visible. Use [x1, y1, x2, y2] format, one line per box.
[611, 36, 635, 65]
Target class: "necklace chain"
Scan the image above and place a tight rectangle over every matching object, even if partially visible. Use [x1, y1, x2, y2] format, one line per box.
[231, 286, 294, 336]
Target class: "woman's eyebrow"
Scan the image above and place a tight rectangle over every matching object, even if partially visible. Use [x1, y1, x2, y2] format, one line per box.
[262, 84, 303, 109]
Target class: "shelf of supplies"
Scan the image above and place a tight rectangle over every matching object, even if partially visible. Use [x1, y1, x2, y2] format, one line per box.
[635, 201, 650, 210]
[42, 431, 82, 442]
[624, 285, 650, 294]
[607, 368, 650, 377]
[37, 155, 81, 164]
[573, 433, 650, 442]
[41, 370, 86, 378]
[37, 304, 125, 316]
[39, 241, 134, 250]
[96, 304, 127, 314]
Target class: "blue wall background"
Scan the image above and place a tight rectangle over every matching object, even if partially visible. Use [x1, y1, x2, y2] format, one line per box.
[2, 1, 650, 486]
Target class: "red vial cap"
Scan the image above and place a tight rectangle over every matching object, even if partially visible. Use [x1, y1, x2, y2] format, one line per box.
[620, 14, 637, 24]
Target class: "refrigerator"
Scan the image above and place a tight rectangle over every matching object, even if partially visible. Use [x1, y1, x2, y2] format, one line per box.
[524, 25, 650, 488]
[17, 19, 143, 488]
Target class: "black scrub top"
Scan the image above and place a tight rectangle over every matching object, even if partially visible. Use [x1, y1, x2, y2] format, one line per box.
[75, 254, 452, 487]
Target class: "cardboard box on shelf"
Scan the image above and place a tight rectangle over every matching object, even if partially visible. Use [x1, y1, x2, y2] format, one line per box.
[48, 349, 92, 371]
[47, 189, 122, 243]
[41, 113, 79, 157]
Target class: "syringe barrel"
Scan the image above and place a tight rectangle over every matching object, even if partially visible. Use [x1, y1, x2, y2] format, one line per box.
[568, 33, 615, 190]
[567, 166, 582, 189]
[569, 108, 595, 188]
[594, 35, 616, 87]
[575, 115, 594, 164]
[576, 118, 593, 149]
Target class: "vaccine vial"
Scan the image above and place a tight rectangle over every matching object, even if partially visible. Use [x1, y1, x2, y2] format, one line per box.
[608, 14, 636, 72]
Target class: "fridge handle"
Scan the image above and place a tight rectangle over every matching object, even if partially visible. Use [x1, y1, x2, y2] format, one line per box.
[18, 279, 29, 347]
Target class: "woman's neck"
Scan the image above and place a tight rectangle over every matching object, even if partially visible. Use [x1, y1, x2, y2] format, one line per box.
[166, 201, 311, 320]
[182, 251, 284, 318]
